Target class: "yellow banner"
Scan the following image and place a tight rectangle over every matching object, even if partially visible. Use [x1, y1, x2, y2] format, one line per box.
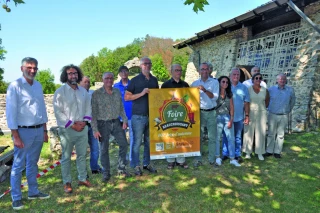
[149, 88, 200, 160]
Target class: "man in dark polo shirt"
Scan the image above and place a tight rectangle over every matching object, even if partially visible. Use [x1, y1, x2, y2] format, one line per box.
[161, 64, 189, 169]
[125, 57, 159, 176]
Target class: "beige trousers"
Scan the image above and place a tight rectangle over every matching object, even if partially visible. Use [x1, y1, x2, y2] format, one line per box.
[243, 110, 267, 155]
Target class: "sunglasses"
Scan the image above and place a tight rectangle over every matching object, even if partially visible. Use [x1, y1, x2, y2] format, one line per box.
[221, 80, 229, 84]
[255, 77, 263, 80]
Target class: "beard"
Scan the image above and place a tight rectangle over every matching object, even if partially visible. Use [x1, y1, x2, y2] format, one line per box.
[23, 70, 36, 80]
[68, 78, 78, 85]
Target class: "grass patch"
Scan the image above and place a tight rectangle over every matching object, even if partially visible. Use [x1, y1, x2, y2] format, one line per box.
[0, 131, 319, 212]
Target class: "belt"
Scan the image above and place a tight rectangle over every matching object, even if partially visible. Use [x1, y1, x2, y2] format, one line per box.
[18, 124, 43, 129]
[134, 114, 148, 117]
[200, 107, 216, 112]
[274, 113, 287, 115]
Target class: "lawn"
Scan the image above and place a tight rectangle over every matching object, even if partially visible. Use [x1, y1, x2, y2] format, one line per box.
[0, 131, 319, 212]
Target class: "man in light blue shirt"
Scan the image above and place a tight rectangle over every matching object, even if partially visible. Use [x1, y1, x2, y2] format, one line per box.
[6, 57, 50, 210]
[266, 74, 295, 158]
[222, 68, 250, 163]
[191, 62, 219, 167]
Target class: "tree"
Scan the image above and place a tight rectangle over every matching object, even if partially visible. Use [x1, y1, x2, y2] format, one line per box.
[1, 0, 25, 13]
[0, 24, 8, 93]
[80, 54, 102, 84]
[150, 54, 170, 82]
[35, 69, 56, 94]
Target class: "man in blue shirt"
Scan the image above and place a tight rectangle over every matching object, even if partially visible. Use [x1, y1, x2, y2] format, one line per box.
[266, 74, 295, 158]
[113, 66, 133, 161]
[6, 57, 50, 210]
[222, 68, 250, 163]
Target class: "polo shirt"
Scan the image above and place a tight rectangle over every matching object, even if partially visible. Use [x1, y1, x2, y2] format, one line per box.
[161, 78, 189, 88]
[126, 73, 159, 116]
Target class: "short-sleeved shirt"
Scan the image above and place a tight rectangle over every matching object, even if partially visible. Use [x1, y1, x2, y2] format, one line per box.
[126, 73, 159, 116]
[231, 82, 250, 122]
[191, 77, 219, 109]
[114, 80, 133, 120]
[161, 78, 189, 88]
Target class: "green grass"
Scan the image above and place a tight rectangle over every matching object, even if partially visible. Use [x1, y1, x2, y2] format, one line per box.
[0, 131, 319, 212]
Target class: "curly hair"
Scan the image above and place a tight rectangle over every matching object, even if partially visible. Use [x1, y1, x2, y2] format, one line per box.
[60, 64, 83, 83]
[218, 76, 233, 99]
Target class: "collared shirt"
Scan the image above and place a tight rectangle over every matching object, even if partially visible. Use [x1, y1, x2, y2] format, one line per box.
[126, 73, 159, 116]
[191, 77, 219, 109]
[53, 84, 92, 128]
[113, 80, 132, 120]
[6, 77, 48, 129]
[161, 78, 189, 88]
[231, 82, 250, 122]
[268, 85, 296, 114]
[243, 79, 267, 88]
[91, 87, 127, 133]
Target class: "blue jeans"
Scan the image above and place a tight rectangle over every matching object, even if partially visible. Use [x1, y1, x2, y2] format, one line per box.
[216, 114, 235, 158]
[222, 119, 243, 157]
[11, 127, 44, 201]
[130, 115, 150, 168]
[127, 120, 133, 161]
[88, 126, 101, 171]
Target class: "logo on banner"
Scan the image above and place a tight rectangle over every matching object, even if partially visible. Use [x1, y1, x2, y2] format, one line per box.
[154, 94, 196, 131]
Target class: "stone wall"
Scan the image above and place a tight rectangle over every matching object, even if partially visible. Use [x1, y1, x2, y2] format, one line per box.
[0, 94, 56, 133]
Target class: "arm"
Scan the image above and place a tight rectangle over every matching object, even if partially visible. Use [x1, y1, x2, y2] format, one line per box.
[197, 85, 213, 98]
[228, 98, 234, 129]
[91, 91, 99, 134]
[83, 90, 92, 123]
[244, 101, 250, 125]
[124, 89, 149, 101]
[118, 90, 128, 124]
[211, 80, 219, 102]
[265, 89, 270, 108]
[53, 89, 73, 128]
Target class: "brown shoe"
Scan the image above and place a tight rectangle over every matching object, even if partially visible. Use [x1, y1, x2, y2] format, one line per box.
[78, 180, 92, 187]
[64, 182, 72, 193]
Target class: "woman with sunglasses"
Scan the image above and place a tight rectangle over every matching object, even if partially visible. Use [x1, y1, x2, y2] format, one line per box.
[243, 73, 270, 160]
[215, 76, 241, 167]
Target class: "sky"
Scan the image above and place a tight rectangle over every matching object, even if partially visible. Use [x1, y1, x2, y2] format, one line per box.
[0, 0, 270, 83]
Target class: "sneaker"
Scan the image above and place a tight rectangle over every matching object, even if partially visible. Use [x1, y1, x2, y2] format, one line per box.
[245, 154, 251, 159]
[12, 200, 24, 210]
[230, 159, 241, 167]
[118, 169, 132, 178]
[28, 192, 50, 200]
[134, 166, 143, 176]
[215, 158, 222, 166]
[102, 173, 111, 182]
[258, 154, 264, 161]
[235, 156, 244, 163]
[143, 164, 157, 173]
[193, 161, 203, 167]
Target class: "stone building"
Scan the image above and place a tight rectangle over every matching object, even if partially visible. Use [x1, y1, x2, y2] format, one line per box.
[173, 0, 320, 132]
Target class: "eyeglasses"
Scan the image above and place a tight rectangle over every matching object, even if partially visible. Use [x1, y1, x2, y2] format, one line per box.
[142, 63, 152, 66]
[221, 81, 229, 84]
[23, 66, 38, 71]
[104, 77, 114, 80]
[67, 72, 78, 76]
[200, 68, 209, 71]
[174, 69, 182, 72]
[255, 77, 263, 80]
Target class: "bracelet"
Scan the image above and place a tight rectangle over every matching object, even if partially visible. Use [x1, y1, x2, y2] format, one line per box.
[203, 89, 207, 93]
[44, 130, 48, 133]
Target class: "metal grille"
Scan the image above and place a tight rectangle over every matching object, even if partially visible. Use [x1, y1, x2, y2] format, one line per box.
[236, 28, 309, 85]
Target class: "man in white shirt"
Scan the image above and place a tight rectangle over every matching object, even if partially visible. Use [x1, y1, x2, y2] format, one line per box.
[6, 57, 50, 210]
[53, 65, 92, 194]
[243, 66, 267, 88]
[191, 62, 219, 167]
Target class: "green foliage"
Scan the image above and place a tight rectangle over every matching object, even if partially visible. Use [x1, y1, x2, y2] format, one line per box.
[1, 0, 24, 13]
[184, 0, 209, 13]
[55, 84, 61, 90]
[150, 54, 170, 82]
[35, 69, 56, 94]
[0, 80, 8, 93]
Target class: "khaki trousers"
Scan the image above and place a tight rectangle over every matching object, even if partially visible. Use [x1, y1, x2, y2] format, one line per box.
[266, 113, 288, 154]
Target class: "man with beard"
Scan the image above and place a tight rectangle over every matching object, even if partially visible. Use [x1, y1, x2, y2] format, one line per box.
[53, 65, 92, 193]
[6, 57, 50, 210]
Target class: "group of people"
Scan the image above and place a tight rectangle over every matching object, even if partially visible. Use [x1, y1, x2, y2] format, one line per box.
[5, 56, 295, 210]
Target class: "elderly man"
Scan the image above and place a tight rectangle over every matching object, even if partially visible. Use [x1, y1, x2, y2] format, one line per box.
[191, 62, 219, 167]
[6, 57, 50, 210]
[53, 65, 92, 193]
[113, 66, 133, 161]
[161, 64, 189, 169]
[79, 76, 102, 174]
[222, 68, 250, 163]
[92, 72, 130, 182]
[125, 57, 159, 176]
[266, 74, 295, 158]
[207, 62, 216, 79]
[243, 66, 267, 88]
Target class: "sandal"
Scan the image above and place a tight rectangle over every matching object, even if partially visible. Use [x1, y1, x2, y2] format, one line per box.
[176, 162, 189, 169]
[167, 162, 175, 169]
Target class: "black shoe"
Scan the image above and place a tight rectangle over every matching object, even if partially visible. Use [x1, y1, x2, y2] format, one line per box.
[118, 169, 132, 178]
[235, 156, 243, 163]
[92, 168, 102, 174]
[221, 156, 229, 161]
[102, 174, 111, 182]
[134, 166, 143, 176]
[274, 154, 282, 158]
[28, 192, 50, 200]
[193, 161, 203, 167]
[12, 200, 24, 210]
[143, 164, 157, 173]
[264, 152, 273, 157]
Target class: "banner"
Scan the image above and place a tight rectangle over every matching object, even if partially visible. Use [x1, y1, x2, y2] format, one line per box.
[149, 87, 200, 160]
